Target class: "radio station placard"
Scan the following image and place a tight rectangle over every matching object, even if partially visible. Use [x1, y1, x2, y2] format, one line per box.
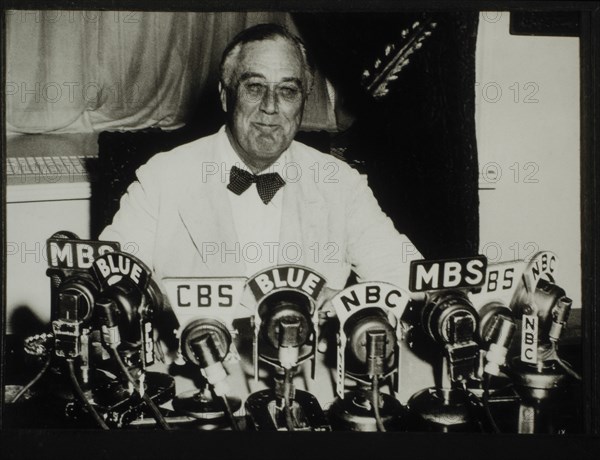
[246, 265, 326, 304]
[521, 314, 538, 364]
[330, 282, 409, 325]
[92, 252, 149, 289]
[409, 255, 487, 292]
[521, 251, 558, 293]
[162, 277, 247, 327]
[470, 251, 558, 312]
[469, 260, 527, 310]
[47, 237, 120, 270]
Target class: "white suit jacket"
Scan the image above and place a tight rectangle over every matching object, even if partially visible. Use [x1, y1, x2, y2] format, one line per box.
[100, 128, 420, 291]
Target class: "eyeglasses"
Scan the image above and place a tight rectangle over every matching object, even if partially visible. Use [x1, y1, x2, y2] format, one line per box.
[239, 81, 303, 104]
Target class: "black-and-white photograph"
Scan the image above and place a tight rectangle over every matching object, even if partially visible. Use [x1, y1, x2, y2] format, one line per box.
[2, 3, 599, 457]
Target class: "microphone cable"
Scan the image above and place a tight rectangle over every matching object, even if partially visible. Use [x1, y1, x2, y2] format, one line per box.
[283, 367, 296, 431]
[552, 343, 582, 381]
[372, 375, 387, 432]
[10, 357, 51, 404]
[107, 344, 171, 430]
[482, 373, 501, 433]
[66, 359, 109, 430]
[218, 392, 241, 431]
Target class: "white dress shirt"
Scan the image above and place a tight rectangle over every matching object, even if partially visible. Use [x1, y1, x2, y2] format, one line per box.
[218, 127, 288, 277]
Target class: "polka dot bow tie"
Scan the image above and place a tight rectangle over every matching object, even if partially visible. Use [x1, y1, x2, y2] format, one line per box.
[227, 165, 286, 204]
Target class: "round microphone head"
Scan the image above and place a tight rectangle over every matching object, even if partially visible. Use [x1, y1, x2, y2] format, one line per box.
[257, 291, 313, 349]
[95, 282, 142, 341]
[532, 278, 567, 336]
[180, 318, 231, 367]
[56, 276, 97, 324]
[343, 308, 396, 374]
[422, 291, 478, 345]
[478, 301, 512, 343]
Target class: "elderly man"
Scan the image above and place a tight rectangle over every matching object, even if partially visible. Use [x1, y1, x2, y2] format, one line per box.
[100, 23, 420, 303]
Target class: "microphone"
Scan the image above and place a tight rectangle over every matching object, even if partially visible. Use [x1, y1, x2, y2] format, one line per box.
[52, 276, 97, 361]
[171, 318, 241, 430]
[405, 289, 484, 432]
[181, 318, 232, 397]
[477, 302, 516, 377]
[244, 265, 330, 431]
[89, 251, 174, 428]
[509, 273, 580, 402]
[472, 252, 580, 433]
[328, 282, 409, 432]
[161, 276, 248, 429]
[420, 290, 480, 383]
[257, 290, 314, 370]
[343, 308, 396, 377]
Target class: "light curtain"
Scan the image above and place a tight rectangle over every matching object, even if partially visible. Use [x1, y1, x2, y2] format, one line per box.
[6, 10, 336, 134]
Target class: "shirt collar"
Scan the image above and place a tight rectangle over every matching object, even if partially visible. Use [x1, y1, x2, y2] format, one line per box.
[218, 125, 290, 177]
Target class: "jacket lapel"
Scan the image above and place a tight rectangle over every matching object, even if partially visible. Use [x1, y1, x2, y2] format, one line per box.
[177, 139, 246, 277]
[279, 146, 330, 277]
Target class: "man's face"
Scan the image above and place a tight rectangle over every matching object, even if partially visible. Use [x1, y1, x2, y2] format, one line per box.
[221, 38, 306, 172]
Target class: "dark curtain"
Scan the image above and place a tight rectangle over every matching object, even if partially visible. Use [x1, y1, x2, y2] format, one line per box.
[293, 12, 480, 259]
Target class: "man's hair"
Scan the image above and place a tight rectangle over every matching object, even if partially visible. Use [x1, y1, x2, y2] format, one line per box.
[219, 23, 315, 95]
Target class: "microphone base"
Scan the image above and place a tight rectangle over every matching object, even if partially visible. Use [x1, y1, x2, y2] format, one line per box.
[172, 389, 241, 425]
[245, 388, 330, 431]
[328, 390, 406, 431]
[510, 357, 571, 402]
[68, 371, 175, 428]
[406, 387, 483, 432]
